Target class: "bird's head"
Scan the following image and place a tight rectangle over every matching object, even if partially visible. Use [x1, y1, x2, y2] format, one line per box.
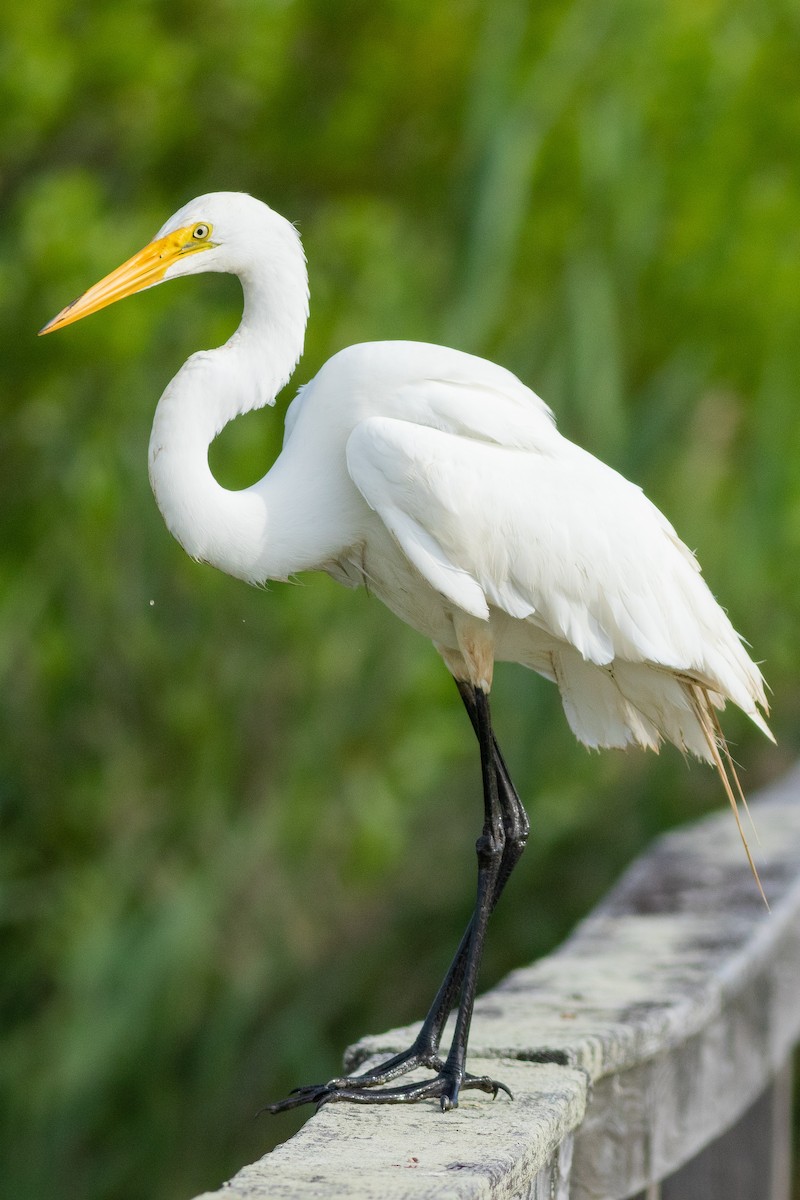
[40, 191, 304, 336]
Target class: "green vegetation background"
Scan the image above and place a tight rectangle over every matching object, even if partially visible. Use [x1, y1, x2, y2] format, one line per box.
[2, 0, 799, 1196]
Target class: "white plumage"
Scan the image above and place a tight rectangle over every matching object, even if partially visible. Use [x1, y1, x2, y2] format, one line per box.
[41, 191, 772, 1110]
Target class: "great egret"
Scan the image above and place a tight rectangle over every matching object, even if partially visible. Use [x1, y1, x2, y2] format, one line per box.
[41, 191, 771, 1113]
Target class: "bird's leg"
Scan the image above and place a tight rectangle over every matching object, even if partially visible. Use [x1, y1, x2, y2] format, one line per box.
[428, 684, 517, 1109]
[325, 681, 529, 1077]
[265, 683, 527, 1113]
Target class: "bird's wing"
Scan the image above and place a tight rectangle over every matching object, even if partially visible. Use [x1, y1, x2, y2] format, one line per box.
[346, 414, 767, 721]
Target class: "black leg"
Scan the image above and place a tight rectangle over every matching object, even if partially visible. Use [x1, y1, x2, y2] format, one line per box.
[265, 679, 528, 1113]
[434, 687, 505, 1108]
[327, 682, 529, 1080]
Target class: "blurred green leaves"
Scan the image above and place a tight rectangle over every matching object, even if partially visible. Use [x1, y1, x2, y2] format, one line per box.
[2, 1, 800, 1197]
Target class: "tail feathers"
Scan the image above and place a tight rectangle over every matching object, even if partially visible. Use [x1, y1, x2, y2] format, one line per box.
[551, 649, 771, 904]
[552, 651, 661, 753]
[553, 651, 720, 760]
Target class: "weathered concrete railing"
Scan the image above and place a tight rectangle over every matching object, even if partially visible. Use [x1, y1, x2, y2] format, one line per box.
[194, 765, 800, 1200]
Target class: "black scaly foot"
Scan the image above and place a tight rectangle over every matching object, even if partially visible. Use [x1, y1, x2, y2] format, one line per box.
[266, 1069, 512, 1114]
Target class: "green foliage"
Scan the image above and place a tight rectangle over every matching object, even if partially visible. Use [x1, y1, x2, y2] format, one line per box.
[2, 1, 800, 1196]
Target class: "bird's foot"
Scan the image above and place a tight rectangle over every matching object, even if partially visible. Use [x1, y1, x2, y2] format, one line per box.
[263, 1041, 445, 1113]
[264, 1060, 512, 1114]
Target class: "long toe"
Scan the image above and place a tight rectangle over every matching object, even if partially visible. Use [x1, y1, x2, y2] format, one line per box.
[262, 1084, 331, 1114]
[317, 1077, 451, 1107]
[342, 1046, 445, 1089]
[263, 1045, 451, 1115]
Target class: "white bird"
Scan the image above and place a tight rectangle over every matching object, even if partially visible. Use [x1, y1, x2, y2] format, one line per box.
[41, 191, 772, 1112]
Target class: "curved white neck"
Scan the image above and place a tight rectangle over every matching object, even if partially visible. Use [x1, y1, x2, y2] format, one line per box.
[147, 246, 314, 583]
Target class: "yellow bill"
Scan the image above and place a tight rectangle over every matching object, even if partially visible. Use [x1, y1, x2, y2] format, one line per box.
[39, 224, 212, 336]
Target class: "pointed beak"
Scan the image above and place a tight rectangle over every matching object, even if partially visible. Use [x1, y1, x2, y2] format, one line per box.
[39, 225, 209, 335]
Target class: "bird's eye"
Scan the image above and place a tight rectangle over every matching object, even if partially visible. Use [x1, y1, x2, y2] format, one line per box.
[192, 223, 211, 240]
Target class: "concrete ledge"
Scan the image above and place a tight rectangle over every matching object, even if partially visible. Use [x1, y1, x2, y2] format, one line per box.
[195, 1059, 585, 1200]
[192, 765, 800, 1199]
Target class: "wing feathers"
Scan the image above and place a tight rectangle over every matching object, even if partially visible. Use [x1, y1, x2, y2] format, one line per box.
[346, 413, 770, 759]
[373, 503, 490, 620]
